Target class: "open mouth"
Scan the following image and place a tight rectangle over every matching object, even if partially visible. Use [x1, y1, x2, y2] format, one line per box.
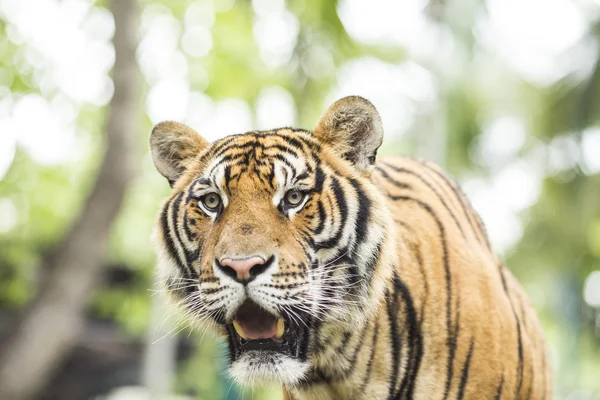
[227, 300, 310, 361]
[233, 300, 285, 342]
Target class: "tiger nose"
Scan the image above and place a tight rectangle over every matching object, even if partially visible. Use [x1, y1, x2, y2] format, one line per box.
[217, 256, 271, 283]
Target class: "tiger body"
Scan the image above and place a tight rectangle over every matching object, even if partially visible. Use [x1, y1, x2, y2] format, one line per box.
[288, 157, 551, 399]
[150, 96, 551, 399]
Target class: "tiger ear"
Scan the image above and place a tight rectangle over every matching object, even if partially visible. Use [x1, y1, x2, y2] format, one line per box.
[150, 121, 210, 186]
[313, 96, 383, 173]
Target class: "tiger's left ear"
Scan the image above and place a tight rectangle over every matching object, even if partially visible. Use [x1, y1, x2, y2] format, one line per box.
[313, 96, 383, 173]
[150, 121, 210, 186]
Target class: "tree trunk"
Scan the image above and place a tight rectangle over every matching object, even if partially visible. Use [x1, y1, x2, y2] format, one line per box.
[142, 288, 178, 398]
[0, 0, 139, 398]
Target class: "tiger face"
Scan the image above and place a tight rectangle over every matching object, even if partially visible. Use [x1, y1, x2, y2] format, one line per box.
[150, 97, 394, 386]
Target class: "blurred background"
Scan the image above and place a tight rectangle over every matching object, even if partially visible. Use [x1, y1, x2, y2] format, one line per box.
[0, 0, 599, 399]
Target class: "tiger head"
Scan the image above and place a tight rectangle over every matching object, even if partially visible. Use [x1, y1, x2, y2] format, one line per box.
[150, 96, 395, 386]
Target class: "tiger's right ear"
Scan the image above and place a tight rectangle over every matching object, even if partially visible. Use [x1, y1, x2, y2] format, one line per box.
[313, 96, 383, 174]
[150, 121, 210, 186]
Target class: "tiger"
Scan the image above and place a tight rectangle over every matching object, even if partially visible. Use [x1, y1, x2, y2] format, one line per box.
[150, 96, 552, 399]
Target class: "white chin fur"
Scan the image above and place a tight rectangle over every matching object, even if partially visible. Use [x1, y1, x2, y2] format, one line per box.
[229, 351, 309, 387]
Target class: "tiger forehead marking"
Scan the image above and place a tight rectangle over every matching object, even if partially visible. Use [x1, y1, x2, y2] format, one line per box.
[150, 96, 551, 399]
[198, 132, 317, 202]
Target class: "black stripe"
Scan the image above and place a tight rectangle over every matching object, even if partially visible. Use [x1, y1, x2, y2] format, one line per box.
[331, 330, 352, 358]
[300, 369, 332, 386]
[314, 176, 348, 250]
[394, 273, 423, 400]
[402, 236, 428, 326]
[375, 166, 412, 189]
[267, 158, 277, 189]
[332, 248, 359, 288]
[515, 319, 524, 397]
[516, 292, 529, 332]
[471, 210, 492, 249]
[524, 358, 534, 400]
[296, 307, 313, 362]
[170, 192, 200, 279]
[314, 165, 325, 192]
[314, 201, 326, 235]
[417, 160, 492, 250]
[383, 163, 467, 240]
[278, 135, 320, 173]
[223, 164, 233, 184]
[340, 319, 371, 378]
[226, 324, 238, 362]
[358, 322, 379, 396]
[212, 140, 262, 159]
[209, 135, 240, 156]
[452, 294, 462, 365]
[273, 154, 298, 177]
[208, 129, 317, 160]
[386, 285, 401, 400]
[348, 177, 377, 285]
[188, 178, 211, 197]
[361, 241, 382, 283]
[211, 152, 247, 166]
[200, 287, 225, 295]
[296, 171, 309, 181]
[255, 164, 275, 189]
[160, 196, 192, 279]
[280, 134, 315, 154]
[263, 143, 301, 159]
[350, 178, 371, 250]
[457, 337, 475, 399]
[500, 265, 524, 399]
[389, 195, 454, 400]
[494, 375, 504, 400]
[499, 263, 509, 293]
[183, 215, 195, 241]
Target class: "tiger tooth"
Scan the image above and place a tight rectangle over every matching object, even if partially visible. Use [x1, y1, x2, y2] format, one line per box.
[275, 319, 285, 339]
[233, 320, 248, 340]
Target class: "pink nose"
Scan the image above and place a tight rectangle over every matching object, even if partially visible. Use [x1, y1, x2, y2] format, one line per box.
[219, 256, 266, 282]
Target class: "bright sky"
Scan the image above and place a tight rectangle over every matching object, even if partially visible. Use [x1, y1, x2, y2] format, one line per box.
[0, 0, 599, 265]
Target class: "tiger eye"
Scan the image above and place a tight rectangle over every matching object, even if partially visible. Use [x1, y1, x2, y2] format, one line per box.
[285, 189, 304, 206]
[201, 193, 221, 210]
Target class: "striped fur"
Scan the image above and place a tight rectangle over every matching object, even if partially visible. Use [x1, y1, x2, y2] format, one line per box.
[151, 99, 551, 399]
